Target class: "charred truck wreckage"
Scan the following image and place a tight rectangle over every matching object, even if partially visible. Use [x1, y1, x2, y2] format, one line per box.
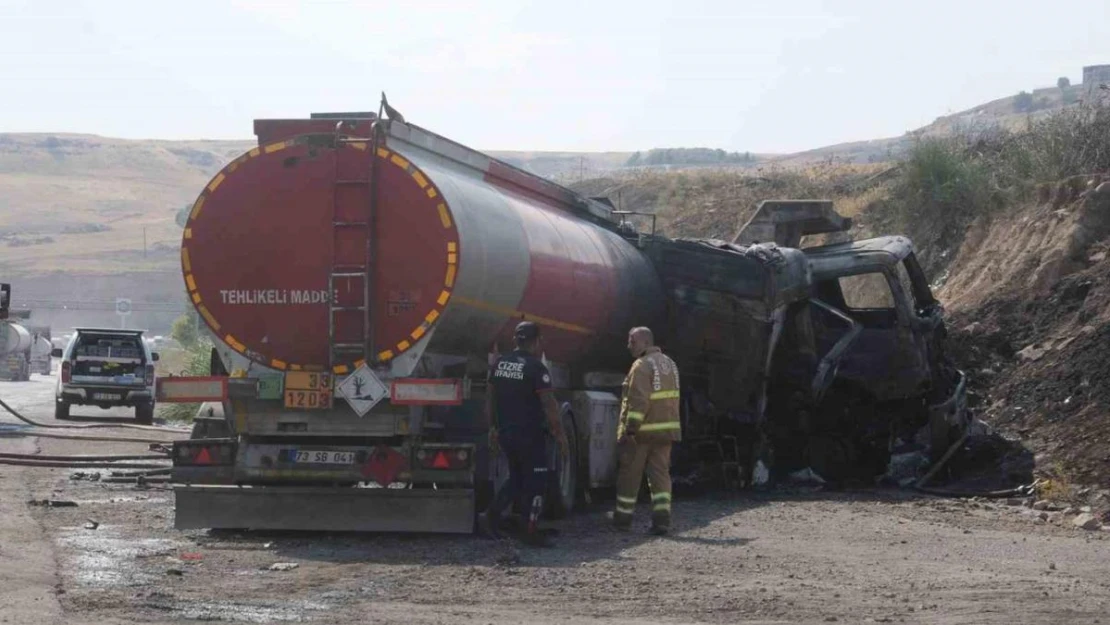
[162, 106, 969, 533]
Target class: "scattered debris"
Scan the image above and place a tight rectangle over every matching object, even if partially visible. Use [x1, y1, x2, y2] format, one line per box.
[69, 471, 101, 482]
[84, 520, 99, 530]
[496, 549, 522, 567]
[267, 562, 300, 572]
[166, 568, 184, 576]
[787, 467, 826, 485]
[967, 419, 994, 437]
[27, 499, 77, 508]
[751, 460, 770, 486]
[180, 553, 204, 561]
[884, 451, 931, 486]
[1072, 513, 1102, 531]
[1016, 344, 1048, 362]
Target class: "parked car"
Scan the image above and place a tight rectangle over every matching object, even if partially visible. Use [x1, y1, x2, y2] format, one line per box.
[52, 328, 160, 424]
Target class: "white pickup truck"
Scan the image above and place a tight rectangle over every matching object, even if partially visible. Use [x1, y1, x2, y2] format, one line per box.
[53, 328, 161, 424]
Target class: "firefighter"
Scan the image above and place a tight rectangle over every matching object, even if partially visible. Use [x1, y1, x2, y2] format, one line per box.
[609, 326, 681, 535]
[481, 321, 569, 547]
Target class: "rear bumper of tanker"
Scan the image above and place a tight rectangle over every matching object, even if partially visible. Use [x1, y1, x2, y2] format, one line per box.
[170, 435, 482, 534]
[173, 484, 475, 533]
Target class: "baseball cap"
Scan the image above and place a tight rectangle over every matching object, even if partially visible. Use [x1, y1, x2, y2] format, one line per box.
[514, 321, 540, 341]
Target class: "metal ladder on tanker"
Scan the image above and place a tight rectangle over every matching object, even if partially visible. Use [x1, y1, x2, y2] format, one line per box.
[327, 131, 374, 375]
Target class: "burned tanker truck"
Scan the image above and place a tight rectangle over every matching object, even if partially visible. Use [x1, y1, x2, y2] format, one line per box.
[163, 108, 967, 533]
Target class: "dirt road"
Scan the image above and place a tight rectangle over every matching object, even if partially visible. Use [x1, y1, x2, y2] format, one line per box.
[2, 374, 1109, 625]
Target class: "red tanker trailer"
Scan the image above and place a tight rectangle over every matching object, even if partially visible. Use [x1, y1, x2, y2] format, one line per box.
[168, 110, 676, 532]
[166, 107, 967, 533]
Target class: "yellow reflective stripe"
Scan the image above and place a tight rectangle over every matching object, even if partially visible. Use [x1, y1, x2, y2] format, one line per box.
[653, 503, 671, 512]
[626, 411, 645, 422]
[639, 421, 681, 432]
[652, 492, 671, 503]
[650, 390, 680, 400]
[616, 495, 637, 505]
[616, 503, 635, 514]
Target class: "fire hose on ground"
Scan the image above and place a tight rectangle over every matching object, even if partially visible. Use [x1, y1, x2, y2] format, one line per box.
[0, 394, 185, 475]
[0, 397, 187, 434]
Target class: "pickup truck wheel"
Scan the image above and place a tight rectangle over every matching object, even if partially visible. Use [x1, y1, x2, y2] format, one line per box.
[54, 400, 70, 420]
[135, 402, 154, 425]
[545, 412, 578, 519]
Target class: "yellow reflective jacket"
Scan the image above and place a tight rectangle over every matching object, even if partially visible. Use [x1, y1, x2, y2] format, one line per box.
[619, 346, 681, 442]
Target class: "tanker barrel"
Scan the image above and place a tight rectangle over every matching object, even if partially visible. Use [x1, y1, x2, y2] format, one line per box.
[0, 322, 33, 356]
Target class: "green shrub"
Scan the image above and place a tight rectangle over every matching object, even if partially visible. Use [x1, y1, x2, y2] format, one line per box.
[170, 311, 199, 348]
[886, 99, 1110, 277]
[1014, 91, 1035, 113]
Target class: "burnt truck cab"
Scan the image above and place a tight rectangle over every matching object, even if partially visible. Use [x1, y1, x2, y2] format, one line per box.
[724, 200, 969, 482]
[807, 236, 949, 403]
[803, 236, 968, 474]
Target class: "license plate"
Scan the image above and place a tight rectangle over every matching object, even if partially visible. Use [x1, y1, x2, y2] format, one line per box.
[286, 450, 355, 465]
[93, 393, 120, 401]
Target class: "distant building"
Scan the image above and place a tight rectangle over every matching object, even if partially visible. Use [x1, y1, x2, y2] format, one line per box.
[1082, 65, 1110, 93]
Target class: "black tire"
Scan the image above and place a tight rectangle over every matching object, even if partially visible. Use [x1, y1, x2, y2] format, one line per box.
[135, 402, 154, 425]
[54, 400, 70, 420]
[545, 412, 578, 519]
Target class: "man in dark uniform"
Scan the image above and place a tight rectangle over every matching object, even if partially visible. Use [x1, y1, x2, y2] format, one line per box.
[481, 321, 569, 547]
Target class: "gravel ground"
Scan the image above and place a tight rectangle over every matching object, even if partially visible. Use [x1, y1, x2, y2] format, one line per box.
[3, 373, 1110, 625]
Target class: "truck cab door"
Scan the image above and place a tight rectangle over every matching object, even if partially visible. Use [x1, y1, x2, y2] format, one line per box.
[813, 267, 928, 401]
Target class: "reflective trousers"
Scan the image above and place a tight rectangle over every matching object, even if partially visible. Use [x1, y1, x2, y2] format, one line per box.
[614, 439, 673, 528]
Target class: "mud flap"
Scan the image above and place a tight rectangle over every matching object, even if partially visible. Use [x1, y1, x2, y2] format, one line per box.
[173, 485, 475, 534]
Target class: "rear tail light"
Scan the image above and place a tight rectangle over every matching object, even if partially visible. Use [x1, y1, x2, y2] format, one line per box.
[417, 447, 472, 470]
[173, 440, 237, 466]
[61, 361, 72, 384]
[144, 364, 155, 385]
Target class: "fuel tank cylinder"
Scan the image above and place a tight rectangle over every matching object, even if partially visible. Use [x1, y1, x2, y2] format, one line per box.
[0, 322, 32, 356]
[181, 116, 663, 375]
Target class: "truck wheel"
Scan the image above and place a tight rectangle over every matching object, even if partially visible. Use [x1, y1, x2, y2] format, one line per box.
[135, 402, 154, 425]
[545, 412, 578, 519]
[54, 401, 70, 420]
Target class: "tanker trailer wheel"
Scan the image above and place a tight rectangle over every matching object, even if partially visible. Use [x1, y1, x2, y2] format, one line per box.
[135, 402, 154, 425]
[545, 411, 579, 519]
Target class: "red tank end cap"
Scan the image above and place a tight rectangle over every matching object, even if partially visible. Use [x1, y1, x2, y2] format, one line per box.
[181, 137, 459, 373]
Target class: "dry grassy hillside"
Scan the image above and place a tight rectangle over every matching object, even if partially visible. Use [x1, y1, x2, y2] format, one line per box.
[571, 162, 889, 242]
[769, 83, 1091, 168]
[0, 134, 252, 275]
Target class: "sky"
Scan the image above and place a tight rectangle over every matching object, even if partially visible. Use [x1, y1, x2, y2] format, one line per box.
[1, 0, 1108, 154]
